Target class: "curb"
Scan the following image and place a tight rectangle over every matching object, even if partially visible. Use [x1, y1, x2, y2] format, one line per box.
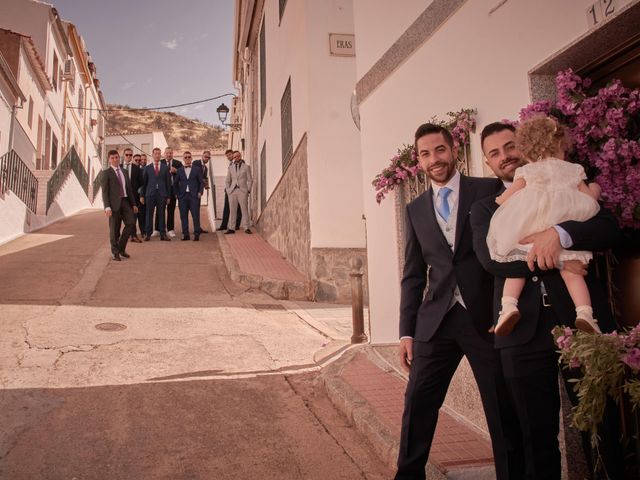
[216, 232, 316, 301]
[320, 346, 447, 479]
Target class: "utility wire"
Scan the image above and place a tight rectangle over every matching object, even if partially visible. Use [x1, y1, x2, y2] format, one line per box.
[68, 93, 237, 112]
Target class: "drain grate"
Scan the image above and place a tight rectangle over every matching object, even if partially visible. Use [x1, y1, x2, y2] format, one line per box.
[95, 322, 127, 331]
[252, 303, 286, 311]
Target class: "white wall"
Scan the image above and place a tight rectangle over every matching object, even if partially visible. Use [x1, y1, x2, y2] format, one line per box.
[355, 0, 637, 342]
[305, 0, 365, 249]
[0, 191, 29, 245]
[0, 83, 12, 154]
[14, 51, 45, 167]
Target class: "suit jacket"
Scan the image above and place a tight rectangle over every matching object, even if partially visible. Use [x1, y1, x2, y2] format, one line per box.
[121, 162, 142, 198]
[225, 161, 252, 194]
[399, 175, 503, 341]
[102, 166, 136, 211]
[192, 159, 209, 189]
[162, 158, 182, 196]
[142, 162, 172, 198]
[470, 193, 620, 348]
[173, 165, 204, 199]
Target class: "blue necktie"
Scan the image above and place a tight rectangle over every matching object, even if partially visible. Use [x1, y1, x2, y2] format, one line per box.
[436, 187, 452, 222]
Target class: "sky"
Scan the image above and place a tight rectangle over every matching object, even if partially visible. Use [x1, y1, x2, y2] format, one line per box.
[51, 0, 235, 126]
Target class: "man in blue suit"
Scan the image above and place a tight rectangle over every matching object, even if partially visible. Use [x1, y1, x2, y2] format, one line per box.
[174, 151, 204, 241]
[140, 147, 172, 241]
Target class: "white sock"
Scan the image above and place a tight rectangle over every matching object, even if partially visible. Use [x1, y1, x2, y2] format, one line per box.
[501, 296, 518, 309]
[576, 305, 593, 318]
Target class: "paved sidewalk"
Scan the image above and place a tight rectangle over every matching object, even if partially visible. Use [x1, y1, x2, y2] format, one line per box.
[321, 347, 497, 479]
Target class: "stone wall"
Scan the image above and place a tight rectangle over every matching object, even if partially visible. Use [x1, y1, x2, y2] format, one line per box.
[257, 134, 312, 278]
[311, 248, 369, 304]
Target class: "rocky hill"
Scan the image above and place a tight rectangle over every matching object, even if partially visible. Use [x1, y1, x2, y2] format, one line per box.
[105, 104, 228, 152]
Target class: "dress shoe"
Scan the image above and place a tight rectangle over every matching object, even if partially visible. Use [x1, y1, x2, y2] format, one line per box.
[182, 236, 190, 241]
[216, 226, 226, 231]
[160, 236, 171, 241]
[245, 229, 252, 234]
[193, 235, 199, 241]
[200, 228, 209, 233]
[111, 253, 121, 261]
[224, 229, 235, 235]
[151, 230, 160, 238]
[144, 235, 150, 241]
[119, 251, 130, 259]
[130, 236, 142, 243]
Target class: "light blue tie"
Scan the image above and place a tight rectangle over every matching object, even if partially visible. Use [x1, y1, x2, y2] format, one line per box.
[436, 187, 452, 222]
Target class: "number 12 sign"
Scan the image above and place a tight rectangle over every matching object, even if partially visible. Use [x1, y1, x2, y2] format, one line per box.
[586, 0, 618, 27]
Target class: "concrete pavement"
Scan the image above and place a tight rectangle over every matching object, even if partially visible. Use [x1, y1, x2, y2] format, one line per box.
[0, 209, 392, 479]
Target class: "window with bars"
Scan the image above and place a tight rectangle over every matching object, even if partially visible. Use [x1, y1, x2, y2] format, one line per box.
[281, 77, 292, 169]
[260, 16, 266, 122]
[279, 0, 288, 23]
[260, 142, 267, 210]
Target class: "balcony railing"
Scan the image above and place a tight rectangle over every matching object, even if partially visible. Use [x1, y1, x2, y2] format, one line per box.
[46, 146, 89, 213]
[0, 150, 38, 213]
[92, 169, 103, 202]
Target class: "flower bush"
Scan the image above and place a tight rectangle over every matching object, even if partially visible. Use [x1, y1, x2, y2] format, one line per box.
[519, 69, 640, 229]
[552, 324, 640, 446]
[372, 109, 476, 203]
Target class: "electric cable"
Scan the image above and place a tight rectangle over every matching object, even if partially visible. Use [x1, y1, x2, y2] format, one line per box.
[68, 93, 237, 112]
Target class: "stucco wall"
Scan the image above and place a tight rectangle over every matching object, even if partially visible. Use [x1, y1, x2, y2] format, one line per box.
[354, 0, 638, 343]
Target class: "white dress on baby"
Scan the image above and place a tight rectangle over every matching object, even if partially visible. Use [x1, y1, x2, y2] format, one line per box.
[487, 158, 600, 263]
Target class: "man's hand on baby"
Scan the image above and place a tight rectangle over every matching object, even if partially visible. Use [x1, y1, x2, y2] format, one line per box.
[562, 260, 588, 276]
[520, 227, 561, 271]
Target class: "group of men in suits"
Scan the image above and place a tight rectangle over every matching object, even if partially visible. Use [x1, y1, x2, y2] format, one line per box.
[396, 122, 622, 480]
[102, 146, 210, 260]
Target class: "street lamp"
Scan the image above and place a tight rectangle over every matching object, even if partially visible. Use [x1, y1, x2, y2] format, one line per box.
[216, 103, 242, 130]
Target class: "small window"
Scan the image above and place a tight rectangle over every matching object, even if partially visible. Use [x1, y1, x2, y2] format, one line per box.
[52, 53, 58, 91]
[27, 97, 33, 128]
[280, 77, 292, 169]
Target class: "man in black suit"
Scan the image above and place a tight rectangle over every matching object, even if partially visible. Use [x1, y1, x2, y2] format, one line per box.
[141, 147, 171, 241]
[160, 146, 181, 238]
[471, 122, 622, 479]
[192, 150, 211, 233]
[396, 123, 515, 480]
[121, 148, 143, 243]
[102, 149, 138, 261]
[174, 151, 204, 241]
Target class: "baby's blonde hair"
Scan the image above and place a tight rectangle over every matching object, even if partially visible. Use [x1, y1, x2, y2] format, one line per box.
[516, 115, 567, 162]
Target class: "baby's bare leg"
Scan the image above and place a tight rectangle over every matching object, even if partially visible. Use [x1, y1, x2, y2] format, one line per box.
[503, 277, 525, 299]
[559, 269, 591, 307]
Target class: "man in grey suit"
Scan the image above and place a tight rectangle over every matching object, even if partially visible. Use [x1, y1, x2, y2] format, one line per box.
[102, 149, 138, 261]
[224, 150, 252, 234]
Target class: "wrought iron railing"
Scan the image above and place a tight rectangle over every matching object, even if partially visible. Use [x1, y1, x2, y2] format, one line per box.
[46, 146, 89, 213]
[0, 150, 38, 213]
[92, 169, 104, 202]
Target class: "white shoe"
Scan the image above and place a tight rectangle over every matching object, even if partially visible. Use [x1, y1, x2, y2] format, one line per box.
[575, 312, 601, 334]
[151, 230, 160, 238]
[168, 230, 176, 238]
[494, 304, 521, 337]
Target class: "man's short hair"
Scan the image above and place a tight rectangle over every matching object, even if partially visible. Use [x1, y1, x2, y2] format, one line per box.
[165, 146, 173, 152]
[414, 123, 454, 151]
[108, 149, 119, 157]
[141, 153, 147, 157]
[203, 150, 211, 155]
[233, 150, 241, 155]
[123, 147, 133, 153]
[480, 122, 516, 150]
[133, 154, 141, 159]
[225, 149, 233, 154]
[152, 147, 161, 153]
[183, 151, 192, 156]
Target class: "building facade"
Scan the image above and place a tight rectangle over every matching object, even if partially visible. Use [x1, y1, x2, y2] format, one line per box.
[233, 0, 367, 302]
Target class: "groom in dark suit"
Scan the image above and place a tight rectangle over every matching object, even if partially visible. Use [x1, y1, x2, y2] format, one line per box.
[471, 122, 623, 479]
[174, 151, 204, 241]
[396, 124, 515, 480]
[102, 150, 138, 261]
[141, 147, 172, 241]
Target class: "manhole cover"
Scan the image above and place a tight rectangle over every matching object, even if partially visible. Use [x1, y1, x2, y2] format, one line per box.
[95, 322, 127, 331]
[252, 303, 286, 311]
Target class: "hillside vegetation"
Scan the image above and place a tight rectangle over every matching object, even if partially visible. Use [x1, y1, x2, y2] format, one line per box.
[106, 104, 228, 152]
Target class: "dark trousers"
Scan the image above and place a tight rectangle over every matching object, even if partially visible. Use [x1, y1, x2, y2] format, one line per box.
[220, 191, 241, 230]
[178, 195, 200, 237]
[137, 202, 146, 236]
[166, 194, 177, 231]
[500, 303, 624, 480]
[146, 193, 167, 238]
[108, 201, 135, 255]
[396, 303, 515, 480]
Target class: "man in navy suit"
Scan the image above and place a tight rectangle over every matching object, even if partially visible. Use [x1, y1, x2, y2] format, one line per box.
[141, 147, 171, 241]
[174, 151, 204, 241]
[396, 123, 515, 480]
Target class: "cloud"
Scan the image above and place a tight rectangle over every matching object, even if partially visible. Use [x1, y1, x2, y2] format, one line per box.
[121, 81, 135, 90]
[193, 104, 204, 110]
[180, 107, 190, 113]
[161, 39, 177, 50]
